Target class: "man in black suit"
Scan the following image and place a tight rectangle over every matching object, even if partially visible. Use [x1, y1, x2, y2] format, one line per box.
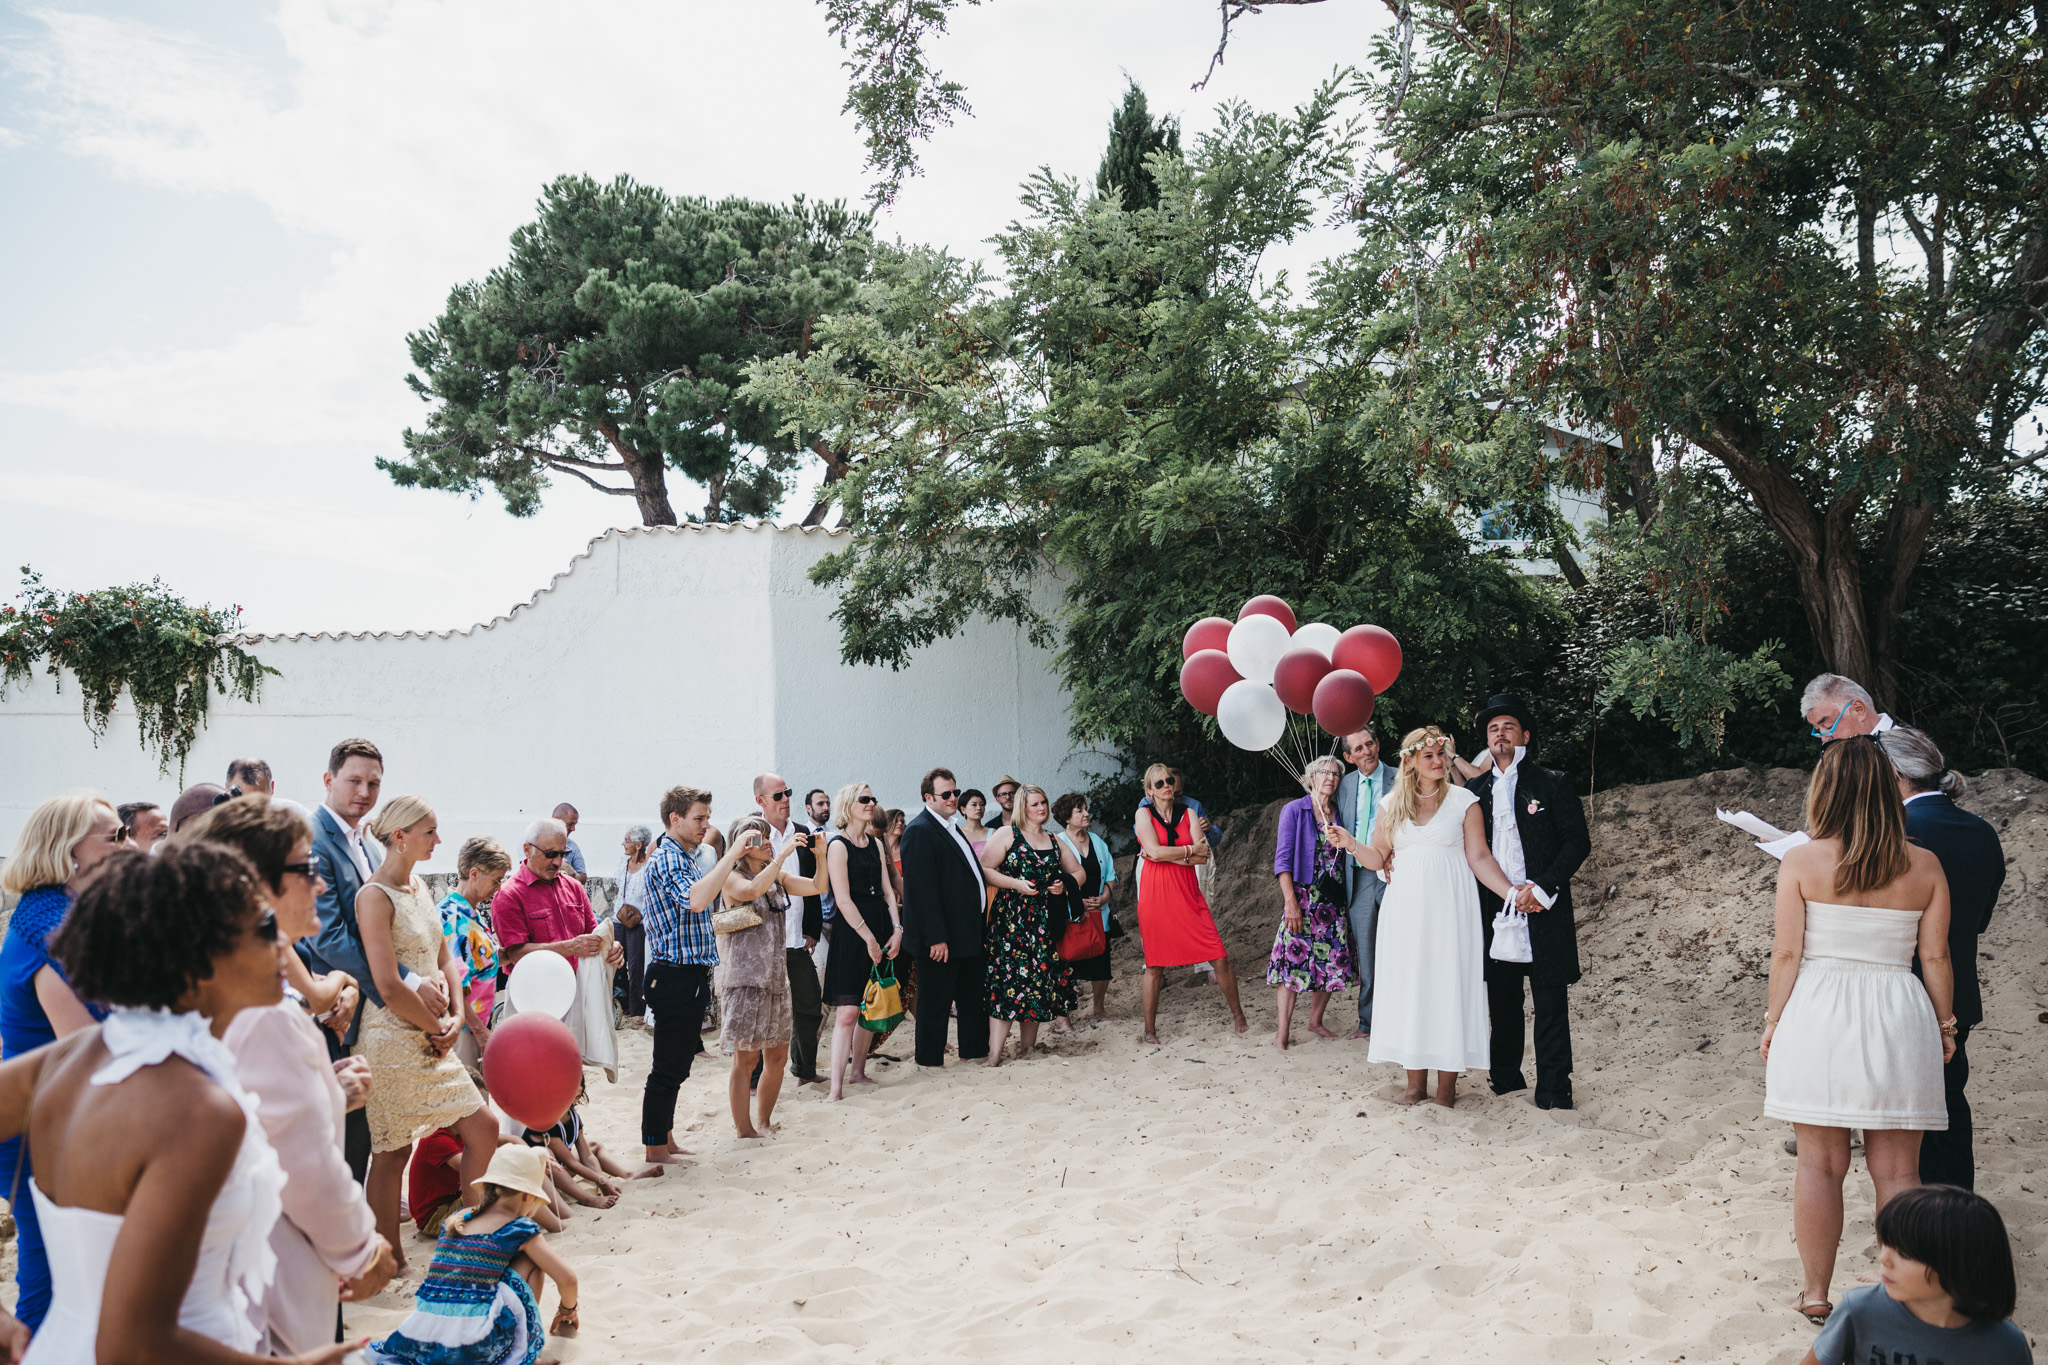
[1467, 694, 1592, 1110]
[1881, 727, 2005, 1189]
[901, 767, 991, 1068]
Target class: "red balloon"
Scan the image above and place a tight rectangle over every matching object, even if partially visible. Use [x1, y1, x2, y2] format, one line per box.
[1181, 616, 1233, 659]
[1272, 646, 1334, 714]
[1333, 624, 1403, 692]
[1237, 595, 1298, 635]
[1178, 649, 1242, 717]
[481, 1013, 583, 1131]
[1312, 669, 1377, 736]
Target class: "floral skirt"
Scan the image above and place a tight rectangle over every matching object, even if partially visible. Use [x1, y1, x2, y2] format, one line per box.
[1266, 887, 1353, 993]
[986, 896, 1076, 1022]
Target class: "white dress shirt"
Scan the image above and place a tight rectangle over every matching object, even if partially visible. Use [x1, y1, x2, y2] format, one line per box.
[318, 803, 373, 881]
[767, 819, 811, 949]
[1489, 749, 1556, 908]
[930, 805, 987, 894]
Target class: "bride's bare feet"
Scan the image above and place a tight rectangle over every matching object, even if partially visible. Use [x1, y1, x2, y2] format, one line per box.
[1398, 1086, 1426, 1106]
[1432, 1075, 1458, 1108]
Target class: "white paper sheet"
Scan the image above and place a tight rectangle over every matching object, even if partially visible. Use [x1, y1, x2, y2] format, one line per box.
[1715, 808, 1811, 861]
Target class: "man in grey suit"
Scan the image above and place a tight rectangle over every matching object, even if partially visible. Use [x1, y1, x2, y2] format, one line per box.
[1335, 727, 1396, 1038]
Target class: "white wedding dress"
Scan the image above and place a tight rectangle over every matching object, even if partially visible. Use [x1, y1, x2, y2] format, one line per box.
[1368, 786, 1491, 1072]
[24, 1009, 284, 1364]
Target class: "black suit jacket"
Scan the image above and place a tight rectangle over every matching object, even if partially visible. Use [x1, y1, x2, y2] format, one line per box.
[1905, 792, 2004, 1029]
[900, 808, 986, 958]
[793, 835, 825, 942]
[1470, 761, 1591, 987]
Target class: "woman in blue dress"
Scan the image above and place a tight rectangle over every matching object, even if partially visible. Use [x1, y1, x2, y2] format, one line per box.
[0, 793, 122, 1330]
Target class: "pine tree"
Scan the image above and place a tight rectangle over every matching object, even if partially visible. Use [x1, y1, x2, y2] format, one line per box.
[1093, 80, 1180, 212]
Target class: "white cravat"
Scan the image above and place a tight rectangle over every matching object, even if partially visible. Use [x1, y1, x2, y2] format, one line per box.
[1489, 751, 1555, 908]
[929, 806, 986, 893]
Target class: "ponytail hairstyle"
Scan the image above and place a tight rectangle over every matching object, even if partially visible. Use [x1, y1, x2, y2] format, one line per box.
[1805, 737, 1911, 896]
[1878, 726, 1967, 800]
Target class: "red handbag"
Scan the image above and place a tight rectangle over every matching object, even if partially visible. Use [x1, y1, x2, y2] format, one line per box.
[1057, 911, 1107, 961]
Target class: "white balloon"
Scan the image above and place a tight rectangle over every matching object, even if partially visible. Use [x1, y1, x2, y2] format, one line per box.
[1226, 613, 1292, 685]
[507, 950, 577, 1020]
[1217, 679, 1288, 751]
[1291, 621, 1342, 660]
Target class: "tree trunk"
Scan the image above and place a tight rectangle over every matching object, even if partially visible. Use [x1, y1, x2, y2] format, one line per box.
[703, 468, 728, 523]
[597, 424, 677, 526]
[802, 437, 854, 528]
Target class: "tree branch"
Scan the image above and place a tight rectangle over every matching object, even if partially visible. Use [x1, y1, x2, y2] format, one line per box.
[1194, 0, 1331, 91]
[541, 460, 637, 496]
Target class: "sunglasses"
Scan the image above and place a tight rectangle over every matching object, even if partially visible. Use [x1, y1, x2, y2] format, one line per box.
[112, 825, 131, 844]
[932, 789, 959, 801]
[1810, 701, 1851, 741]
[764, 789, 793, 803]
[279, 861, 316, 879]
[855, 795, 878, 806]
[533, 847, 567, 860]
[252, 909, 279, 944]
[1149, 779, 1174, 789]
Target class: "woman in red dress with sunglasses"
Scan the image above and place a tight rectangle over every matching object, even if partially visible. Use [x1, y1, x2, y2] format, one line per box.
[1133, 763, 1247, 1045]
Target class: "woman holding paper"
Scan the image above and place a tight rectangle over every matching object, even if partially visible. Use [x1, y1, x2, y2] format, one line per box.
[1760, 736, 1954, 1325]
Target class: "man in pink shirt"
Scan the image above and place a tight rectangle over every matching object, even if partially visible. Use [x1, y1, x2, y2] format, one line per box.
[495, 817, 625, 982]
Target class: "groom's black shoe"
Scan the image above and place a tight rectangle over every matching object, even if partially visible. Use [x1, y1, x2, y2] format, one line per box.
[1534, 1092, 1573, 1110]
[1491, 1075, 1528, 1097]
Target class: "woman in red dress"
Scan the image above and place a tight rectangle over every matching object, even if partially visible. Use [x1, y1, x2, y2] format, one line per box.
[1134, 763, 1248, 1044]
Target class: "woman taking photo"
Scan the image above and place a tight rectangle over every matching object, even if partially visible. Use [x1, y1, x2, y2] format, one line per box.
[820, 783, 902, 1100]
[0, 792, 122, 1332]
[1133, 764, 1247, 1045]
[353, 796, 498, 1272]
[613, 824, 655, 1022]
[1328, 728, 1518, 1108]
[0, 840, 364, 1363]
[979, 785, 1082, 1065]
[177, 797, 395, 1354]
[1761, 736, 1953, 1325]
[1269, 756, 1355, 1050]
[1051, 793, 1116, 1025]
[713, 817, 826, 1137]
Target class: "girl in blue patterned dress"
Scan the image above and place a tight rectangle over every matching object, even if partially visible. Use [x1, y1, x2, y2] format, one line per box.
[372, 1144, 576, 1364]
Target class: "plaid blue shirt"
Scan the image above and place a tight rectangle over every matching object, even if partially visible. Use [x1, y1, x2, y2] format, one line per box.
[643, 833, 717, 966]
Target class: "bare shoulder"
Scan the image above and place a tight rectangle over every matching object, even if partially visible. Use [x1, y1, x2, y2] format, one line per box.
[1905, 842, 1946, 881]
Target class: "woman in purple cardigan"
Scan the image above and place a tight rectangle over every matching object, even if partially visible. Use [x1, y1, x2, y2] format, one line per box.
[1269, 756, 1354, 1049]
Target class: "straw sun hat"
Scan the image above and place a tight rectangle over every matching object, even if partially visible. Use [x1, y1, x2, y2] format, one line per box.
[479, 1143, 550, 1201]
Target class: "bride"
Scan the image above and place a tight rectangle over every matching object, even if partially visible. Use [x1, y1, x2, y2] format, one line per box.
[0, 840, 360, 1365]
[1331, 726, 1518, 1108]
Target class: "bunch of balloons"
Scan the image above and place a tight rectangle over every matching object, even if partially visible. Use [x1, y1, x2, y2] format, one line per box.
[1178, 595, 1404, 752]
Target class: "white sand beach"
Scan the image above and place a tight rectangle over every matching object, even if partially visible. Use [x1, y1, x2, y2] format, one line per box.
[322, 769, 2048, 1360]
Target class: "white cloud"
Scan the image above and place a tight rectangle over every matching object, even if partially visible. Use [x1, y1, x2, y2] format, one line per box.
[0, 125, 24, 149]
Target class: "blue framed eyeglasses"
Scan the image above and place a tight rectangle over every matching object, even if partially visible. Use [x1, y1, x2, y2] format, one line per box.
[1810, 701, 1851, 741]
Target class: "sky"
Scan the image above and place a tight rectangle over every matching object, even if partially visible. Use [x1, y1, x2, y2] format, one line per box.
[0, 0, 1389, 635]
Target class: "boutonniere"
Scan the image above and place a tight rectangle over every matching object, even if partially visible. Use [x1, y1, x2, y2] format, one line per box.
[1526, 799, 1543, 815]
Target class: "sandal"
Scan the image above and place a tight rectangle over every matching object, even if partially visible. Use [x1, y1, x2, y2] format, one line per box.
[551, 1305, 580, 1335]
[1798, 1300, 1832, 1325]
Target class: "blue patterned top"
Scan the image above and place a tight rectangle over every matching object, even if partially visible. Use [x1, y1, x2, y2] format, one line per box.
[372, 1213, 543, 1365]
[642, 833, 716, 967]
[0, 885, 108, 1059]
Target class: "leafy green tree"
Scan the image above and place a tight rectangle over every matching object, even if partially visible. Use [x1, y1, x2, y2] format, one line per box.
[750, 87, 1564, 808]
[1356, 0, 2048, 707]
[387, 175, 872, 526]
[1095, 80, 1181, 212]
[1, 568, 275, 779]
[819, 0, 983, 209]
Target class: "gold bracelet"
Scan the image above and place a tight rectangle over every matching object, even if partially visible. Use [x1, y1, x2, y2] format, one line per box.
[1763, 1017, 1778, 1029]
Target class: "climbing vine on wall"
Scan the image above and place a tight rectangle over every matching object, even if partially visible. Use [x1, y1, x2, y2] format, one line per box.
[0, 567, 278, 779]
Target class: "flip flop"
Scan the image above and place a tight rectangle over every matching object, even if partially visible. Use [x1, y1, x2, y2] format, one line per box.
[1799, 1300, 1833, 1325]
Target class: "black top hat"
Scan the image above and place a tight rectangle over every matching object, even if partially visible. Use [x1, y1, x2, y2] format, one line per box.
[1474, 692, 1534, 732]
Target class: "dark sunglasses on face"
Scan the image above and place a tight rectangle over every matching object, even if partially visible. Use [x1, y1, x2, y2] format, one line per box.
[534, 847, 567, 860]
[252, 909, 279, 944]
[279, 861, 316, 879]
[1150, 779, 1173, 789]
[933, 789, 959, 801]
[765, 789, 793, 803]
[855, 795, 878, 806]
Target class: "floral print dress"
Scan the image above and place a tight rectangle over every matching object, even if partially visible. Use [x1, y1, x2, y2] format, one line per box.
[986, 836, 1077, 1022]
[1266, 823, 1354, 993]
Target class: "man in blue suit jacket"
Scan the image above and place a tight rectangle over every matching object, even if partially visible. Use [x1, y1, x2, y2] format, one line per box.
[1335, 728, 1398, 1036]
[1883, 727, 2004, 1189]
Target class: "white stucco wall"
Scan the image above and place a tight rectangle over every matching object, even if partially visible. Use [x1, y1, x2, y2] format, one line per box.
[0, 524, 1089, 866]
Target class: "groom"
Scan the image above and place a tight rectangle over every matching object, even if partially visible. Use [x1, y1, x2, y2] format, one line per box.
[1467, 694, 1590, 1110]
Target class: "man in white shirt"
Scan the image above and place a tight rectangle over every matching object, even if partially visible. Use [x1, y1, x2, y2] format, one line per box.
[753, 773, 826, 1085]
[1800, 672, 1895, 743]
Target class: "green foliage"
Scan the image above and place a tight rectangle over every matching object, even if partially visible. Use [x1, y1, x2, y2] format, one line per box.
[818, 0, 982, 209]
[1094, 80, 1181, 212]
[387, 175, 872, 526]
[0, 568, 276, 780]
[751, 82, 1565, 811]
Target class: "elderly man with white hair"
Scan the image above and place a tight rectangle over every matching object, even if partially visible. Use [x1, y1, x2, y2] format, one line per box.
[494, 815, 625, 982]
[1800, 672, 1895, 744]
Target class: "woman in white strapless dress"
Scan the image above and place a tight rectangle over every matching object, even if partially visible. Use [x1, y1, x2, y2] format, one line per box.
[1760, 736, 1955, 1326]
[0, 841, 358, 1365]
[1332, 727, 1521, 1108]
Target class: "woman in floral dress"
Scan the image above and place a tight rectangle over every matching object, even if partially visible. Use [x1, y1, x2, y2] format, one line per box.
[978, 784, 1085, 1066]
[1268, 756, 1354, 1050]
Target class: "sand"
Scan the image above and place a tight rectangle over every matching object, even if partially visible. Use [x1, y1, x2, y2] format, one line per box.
[238, 769, 2048, 1358]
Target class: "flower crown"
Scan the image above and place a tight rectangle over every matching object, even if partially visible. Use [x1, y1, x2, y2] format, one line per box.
[1399, 734, 1451, 761]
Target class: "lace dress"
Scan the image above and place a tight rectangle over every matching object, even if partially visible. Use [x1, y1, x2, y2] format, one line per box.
[369, 1213, 544, 1365]
[986, 836, 1076, 1022]
[715, 884, 793, 1053]
[23, 1008, 285, 1365]
[355, 879, 484, 1153]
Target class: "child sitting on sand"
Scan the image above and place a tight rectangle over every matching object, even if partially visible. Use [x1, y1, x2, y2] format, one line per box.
[371, 1143, 581, 1362]
[522, 1088, 662, 1210]
[1803, 1185, 2029, 1365]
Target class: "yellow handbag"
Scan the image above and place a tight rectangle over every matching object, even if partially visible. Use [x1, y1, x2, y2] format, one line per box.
[859, 963, 905, 1033]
